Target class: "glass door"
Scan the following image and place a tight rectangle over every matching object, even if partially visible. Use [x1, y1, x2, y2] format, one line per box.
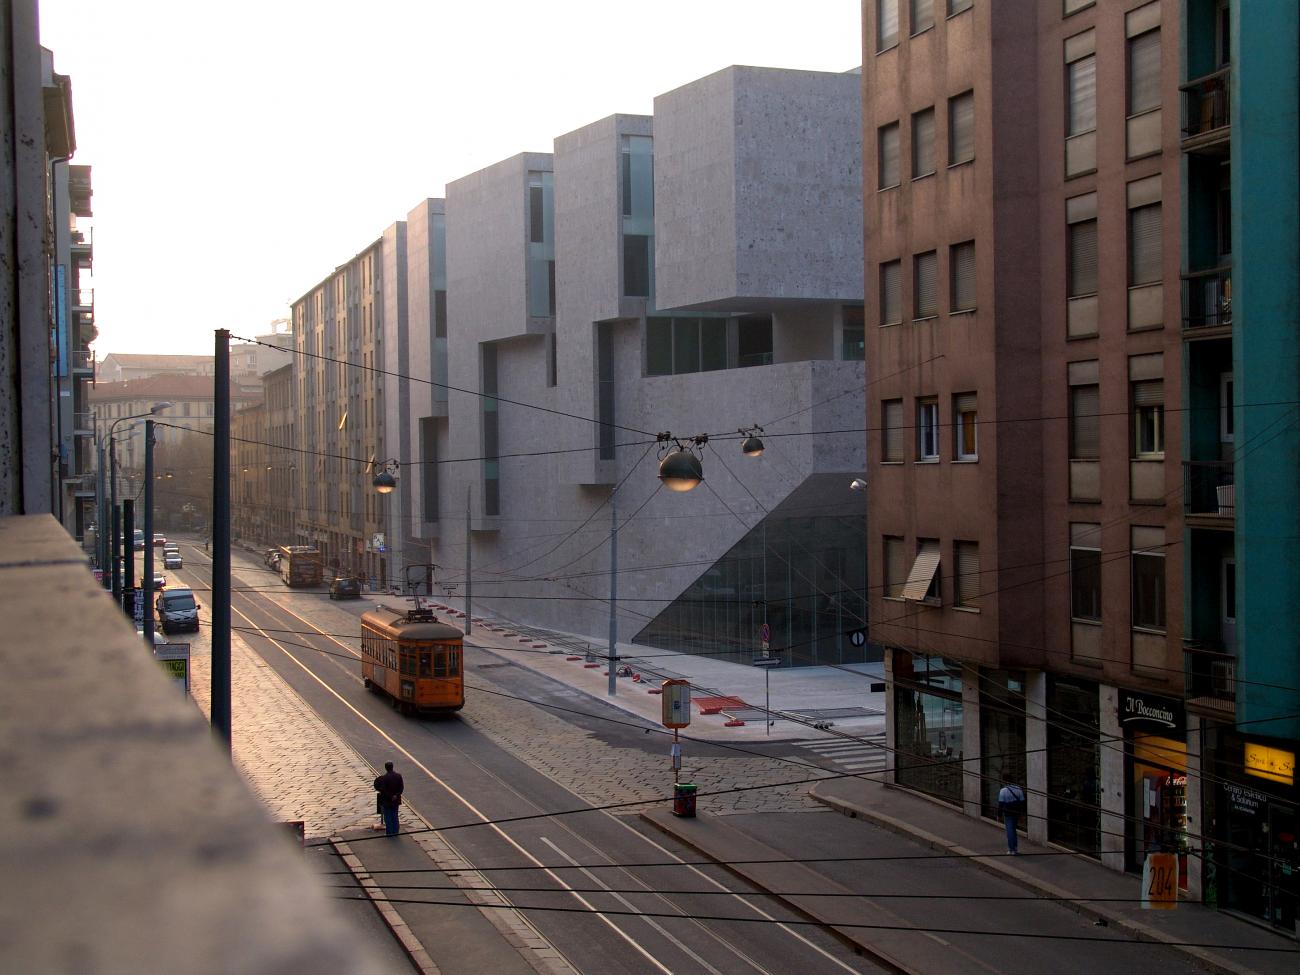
[1267, 803, 1298, 935]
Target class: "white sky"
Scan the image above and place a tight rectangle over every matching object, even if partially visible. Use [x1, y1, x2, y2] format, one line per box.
[39, 0, 862, 356]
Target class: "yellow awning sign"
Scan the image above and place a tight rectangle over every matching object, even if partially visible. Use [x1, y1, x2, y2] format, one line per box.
[1244, 743, 1295, 786]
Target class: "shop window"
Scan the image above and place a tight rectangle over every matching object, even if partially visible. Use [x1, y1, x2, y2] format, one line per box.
[979, 670, 1027, 820]
[893, 652, 964, 803]
[1047, 676, 1101, 856]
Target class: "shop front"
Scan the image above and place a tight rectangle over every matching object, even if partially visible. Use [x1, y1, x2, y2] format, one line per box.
[892, 651, 965, 805]
[1047, 675, 1101, 856]
[1206, 728, 1298, 938]
[979, 670, 1026, 821]
[1120, 689, 1190, 889]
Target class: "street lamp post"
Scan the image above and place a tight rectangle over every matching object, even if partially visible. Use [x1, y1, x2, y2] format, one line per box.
[143, 418, 157, 646]
[101, 403, 172, 601]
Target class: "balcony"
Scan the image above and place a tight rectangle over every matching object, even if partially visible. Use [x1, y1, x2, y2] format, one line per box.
[70, 348, 95, 377]
[70, 226, 93, 265]
[1181, 265, 1232, 336]
[1184, 460, 1234, 528]
[73, 411, 96, 437]
[1184, 642, 1236, 719]
[1181, 68, 1231, 155]
[72, 287, 94, 314]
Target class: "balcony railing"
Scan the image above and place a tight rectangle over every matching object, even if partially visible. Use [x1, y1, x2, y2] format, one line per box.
[73, 410, 96, 435]
[1181, 265, 1232, 330]
[72, 287, 94, 310]
[1181, 67, 1231, 150]
[1184, 460, 1234, 520]
[70, 348, 95, 374]
[1184, 642, 1236, 716]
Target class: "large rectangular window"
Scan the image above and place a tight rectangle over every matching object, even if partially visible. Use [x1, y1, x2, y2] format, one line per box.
[877, 0, 899, 50]
[948, 91, 975, 165]
[1131, 527, 1166, 631]
[950, 241, 976, 312]
[623, 235, 650, 298]
[882, 399, 904, 462]
[481, 344, 500, 517]
[912, 108, 936, 179]
[597, 323, 615, 460]
[1070, 523, 1102, 621]
[954, 540, 980, 608]
[953, 392, 977, 460]
[646, 317, 732, 376]
[894, 653, 964, 803]
[1067, 52, 1097, 137]
[914, 250, 938, 319]
[1069, 382, 1100, 460]
[621, 135, 654, 300]
[1068, 213, 1099, 298]
[842, 305, 865, 361]
[917, 398, 939, 460]
[1127, 29, 1161, 116]
[419, 417, 438, 522]
[880, 260, 902, 324]
[884, 535, 908, 598]
[527, 171, 555, 317]
[878, 122, 901, 189]
[737, 315, 772, 367]
[948, 0, 973, 13]
[1132, 379, 1164, 458]
[1129, 203, 1162, 285]
[911, 0, 934, 35]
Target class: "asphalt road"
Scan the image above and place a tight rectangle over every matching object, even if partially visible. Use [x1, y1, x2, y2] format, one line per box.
[161, 540, 885, 975]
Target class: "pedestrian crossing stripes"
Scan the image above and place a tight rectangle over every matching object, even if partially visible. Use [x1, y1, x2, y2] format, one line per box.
[797, 733, 890, 776]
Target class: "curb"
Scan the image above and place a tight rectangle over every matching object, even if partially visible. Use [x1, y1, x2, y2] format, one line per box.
[810, 785, 1264, 975]
[330, 835, 442, 975]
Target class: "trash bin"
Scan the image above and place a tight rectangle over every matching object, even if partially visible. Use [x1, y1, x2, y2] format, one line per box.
[672, 782, 697, 818]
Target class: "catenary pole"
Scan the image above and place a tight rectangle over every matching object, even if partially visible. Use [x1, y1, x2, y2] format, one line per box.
[142, 419, 156, 646]
[110, 439, 120, 600]
[121, 498, 134, 618]
[608, 491, 618, 697]
[464, 486, 472, 636]
[211, 329, 231, 751]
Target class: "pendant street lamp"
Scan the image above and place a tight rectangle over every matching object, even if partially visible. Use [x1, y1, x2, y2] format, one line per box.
[372, 459, 400, 494]
[656, 433, 708, 493]
[850, 478, 867, 491]
[739, 425, 765, 458]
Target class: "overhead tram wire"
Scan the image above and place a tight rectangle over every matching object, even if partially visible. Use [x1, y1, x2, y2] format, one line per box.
[231, 333, 659, 438]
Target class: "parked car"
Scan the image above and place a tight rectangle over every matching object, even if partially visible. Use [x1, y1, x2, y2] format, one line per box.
[156, 588, 199, 634]
[263, 549, 281, 569]
[164, 551, 182, 569]
[152, 574, 167, 592]
[329, 575, 362, 600]
[153, 534, 167, 548]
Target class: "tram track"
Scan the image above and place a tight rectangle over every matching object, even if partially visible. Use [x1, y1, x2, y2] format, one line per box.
[171, 541, 882, 975]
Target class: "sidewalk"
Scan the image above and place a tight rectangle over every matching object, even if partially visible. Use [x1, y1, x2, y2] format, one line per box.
[807, 777, 1299, 975]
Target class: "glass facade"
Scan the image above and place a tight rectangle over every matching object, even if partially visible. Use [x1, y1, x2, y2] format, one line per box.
[979, 670, 1027, 819]
[894, 652, 964, 804]
[622, 135, 654, 300]
[633, 476, 868, 667]
[527, 171, 555, 317]
[1047, 675, 1100, 855]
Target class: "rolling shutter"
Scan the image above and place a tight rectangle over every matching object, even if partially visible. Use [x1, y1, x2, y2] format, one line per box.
[901, 540, 941, 602]
[955, 542, 980, 606]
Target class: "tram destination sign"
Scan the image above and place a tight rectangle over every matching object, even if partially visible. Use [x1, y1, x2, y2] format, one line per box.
[1118, 689, 1184, 734]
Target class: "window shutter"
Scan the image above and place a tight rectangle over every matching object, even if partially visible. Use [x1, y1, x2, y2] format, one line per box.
[955, 542, 980, 606]
[878, 0, 899, 49]
[915, 251, 938, 317]
[1071, 385, 1101, 459]
[912, 109, 935, 178]
[902, 541, 941, 602]
[1132, 379, 1164, 406]
[883, 400, 904, 461]
[1129, 30, 1162, 115]
[1129, 204, 1162, 285]
[954, 392, 977, 415]
[881, 261, 901, 323]
[951, 241, 976, 310]
[879, 123, 900, 188]
[912, 0, 934, 34]
[885, 537, 907, 597]
[949, 92, 975, 164]
[1068, 55, 1097, 136]
[1069, 219, 1098, 297]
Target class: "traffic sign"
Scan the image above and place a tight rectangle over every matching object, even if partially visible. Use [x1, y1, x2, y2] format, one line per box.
[752, 655, 780, 667]
[848, 628, 866, 648]
[759, 622, 771, 643]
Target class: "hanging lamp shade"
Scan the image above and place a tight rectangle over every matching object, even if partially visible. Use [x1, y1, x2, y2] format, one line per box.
[658, 449, 703, 492]
[372, 470, 397, 494]
[741, 435, 765, 458]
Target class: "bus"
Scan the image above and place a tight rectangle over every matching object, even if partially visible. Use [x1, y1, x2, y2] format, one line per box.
[278, 545, 322, 588]
[361, 607, 464, 715]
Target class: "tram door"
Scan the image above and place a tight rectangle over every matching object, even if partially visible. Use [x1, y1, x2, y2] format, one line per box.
[1267, 803, 1297, 935]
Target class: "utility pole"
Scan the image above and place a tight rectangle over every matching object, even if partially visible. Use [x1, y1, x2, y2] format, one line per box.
[608, 491, 618, 697]
[211, 329, 231, 751]
[142, 419, 156, 646]
[464, 485, 472, 636]
[110, 439, 120, 601]
[121, 498, 134, 618]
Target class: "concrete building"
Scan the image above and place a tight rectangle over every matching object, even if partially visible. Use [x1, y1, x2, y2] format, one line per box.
[290, 238, 393, 584]
[98, 353, 212, 384]
[232, 401, 269, 546]
[263, 362, 297, 546]
[1180, 0, 1300, 934]
[423, 65, 867, 663]
[863, 0, 1190, 888]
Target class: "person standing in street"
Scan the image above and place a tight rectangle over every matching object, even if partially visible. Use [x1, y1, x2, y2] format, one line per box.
[373, 761, 404, 836]
[997, 780, 1026, 855]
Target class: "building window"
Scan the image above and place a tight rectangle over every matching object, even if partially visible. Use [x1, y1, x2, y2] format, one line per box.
[903, 539, 941, 603]
[914, 250, 938, 319]
[1067, 52, 1097, 137]
[621, 135, 654, 300]
[917, 398, 940, 460]
[878, 122, 901, 189]
[623, 234, 651, 298]
[1219, 372, 1234, 442]
[877, 0, 899, 51]
[1070, 523, 1102, 621]
[880, 260, 902, 325]
[1068, 212, 1098, 298]
[953, 392, 977, 459]
[882, 399, 904, 462]
[481, 344, 500, 517]
[948, 90, 975, 165]
[884, 535, 907, 597]
[1132, 379, 1164, 458]
[948, 0, 973, 13]
[842, 305, 865, 361]
[1128, 203, 1162, 286]
[1127, 29, 1161, 116]
[954, 540, 979, 608]
[911, 0, 935, 35]
[527, 171, 555, 317]
[597, 323, 615, 460]
[1069, 381, 1100, 460]
[646, 317, 730, 376]
[737, 315, 773, 367]
[1131, 527, 1166, 631]
[950, 241, 976, 312]
[419, 417, 438, 522]
[912, 108, 936, 179]
[546, 331, 558, 388]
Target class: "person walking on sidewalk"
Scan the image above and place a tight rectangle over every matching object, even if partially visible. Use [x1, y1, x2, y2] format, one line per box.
[997, 780, 1026, 854]
[374, 762, 404, 836]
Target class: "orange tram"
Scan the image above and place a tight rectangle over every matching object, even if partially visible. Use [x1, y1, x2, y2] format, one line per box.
[360, 607, 465, 715]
